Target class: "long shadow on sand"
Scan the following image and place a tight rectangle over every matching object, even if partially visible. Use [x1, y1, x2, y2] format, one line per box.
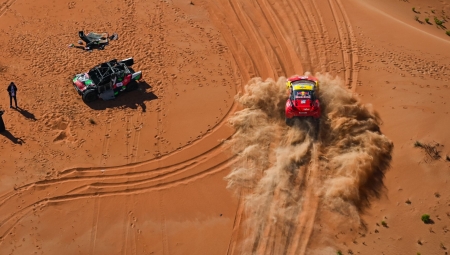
[0, 130, 25, 145]
[86, 81, 157, 112]
[14, 107, 37, 121]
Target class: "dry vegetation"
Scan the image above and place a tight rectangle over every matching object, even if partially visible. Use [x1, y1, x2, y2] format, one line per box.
[414, 141, 442, 160]
[410, 5, 450, 34]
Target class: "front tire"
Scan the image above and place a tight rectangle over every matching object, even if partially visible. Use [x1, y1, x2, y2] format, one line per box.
[82, 89, 98, 103]
[126, 80, 139, 92]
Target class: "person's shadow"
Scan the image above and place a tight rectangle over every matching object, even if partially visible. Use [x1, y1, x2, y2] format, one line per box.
[14, 107, 37, 121]
[0, 130, 25, 145]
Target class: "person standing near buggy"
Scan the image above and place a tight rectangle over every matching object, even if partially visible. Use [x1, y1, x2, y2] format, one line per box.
[7, 82, 18, 108]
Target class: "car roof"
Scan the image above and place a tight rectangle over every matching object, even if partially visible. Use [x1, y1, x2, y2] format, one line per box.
[90, 62, 127, 79]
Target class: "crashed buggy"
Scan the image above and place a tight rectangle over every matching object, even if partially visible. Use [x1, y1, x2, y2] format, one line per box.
[284, 75, 321, 127]
[72, 57, 142, 103]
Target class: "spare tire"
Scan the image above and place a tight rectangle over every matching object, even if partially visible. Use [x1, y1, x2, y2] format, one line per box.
[82, 89, 98, 103]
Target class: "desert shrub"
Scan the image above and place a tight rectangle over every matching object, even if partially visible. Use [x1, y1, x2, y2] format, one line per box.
[415, 16, 424, 24]
[89, 118, 97, 125]
[381, 221, 388, 227]
[446, 31, 450, 36]
[421, 214, 431, 223]
[412, 7, 420, 13]
[434, 17, 445, 28]
[337, 251, 343, 255]
[414, 141, 441, 160]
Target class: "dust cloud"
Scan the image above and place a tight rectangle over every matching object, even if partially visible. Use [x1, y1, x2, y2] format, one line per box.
[226, 73, 393, 254]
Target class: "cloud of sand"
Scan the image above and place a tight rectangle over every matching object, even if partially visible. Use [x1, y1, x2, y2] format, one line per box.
[226, 73, 393, 254]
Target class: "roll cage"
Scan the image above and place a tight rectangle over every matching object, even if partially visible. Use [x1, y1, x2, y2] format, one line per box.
[88, 59, 132, 86]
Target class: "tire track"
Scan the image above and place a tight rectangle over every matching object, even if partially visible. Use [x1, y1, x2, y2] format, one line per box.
[123, 198, 131, 255]
[327, 0, 359, 91]
[100, 121, 112, 166]
[226, 189, 244, 255]
[89, 197, 100, 255]
[159, 191, 169, 255]
[132, 117, 142, 164]
[0, 159, 235, 243]
[0, 141, 234, 213]
[287, 143, 321, 255]
[0, 0, 16, 17]
[0, 113, 239, 244]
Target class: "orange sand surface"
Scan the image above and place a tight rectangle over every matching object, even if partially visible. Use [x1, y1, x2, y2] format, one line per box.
[0, 0, 449, 254]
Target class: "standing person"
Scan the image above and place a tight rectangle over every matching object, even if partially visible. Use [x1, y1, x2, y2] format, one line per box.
[0, 109, 5, 132]
[7, 82, 18, 108]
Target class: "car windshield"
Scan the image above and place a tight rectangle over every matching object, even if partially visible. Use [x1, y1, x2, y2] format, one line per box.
[291, 80, 316, 87]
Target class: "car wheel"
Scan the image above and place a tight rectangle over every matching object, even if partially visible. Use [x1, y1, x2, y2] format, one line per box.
[82, 89, 98, 103]
[285, 117, 294, 126]
[126, 80, 139, 91]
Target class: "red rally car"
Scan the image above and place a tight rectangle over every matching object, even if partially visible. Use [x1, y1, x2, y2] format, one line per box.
[284, 75, 321, 126]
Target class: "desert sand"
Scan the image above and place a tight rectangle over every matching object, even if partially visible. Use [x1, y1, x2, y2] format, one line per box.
[0, 0, 449, 254]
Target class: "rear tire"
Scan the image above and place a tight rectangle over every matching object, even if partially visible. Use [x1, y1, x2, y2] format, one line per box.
[126, 80, 139, 92]
[82, 89, 98, 103]
[285, 117, 294, 126]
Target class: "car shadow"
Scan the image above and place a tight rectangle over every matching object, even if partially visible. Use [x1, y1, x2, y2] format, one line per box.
[14, 107, 37, 121]
[86, 81, 157, 111]
[0, 130, 25, 145]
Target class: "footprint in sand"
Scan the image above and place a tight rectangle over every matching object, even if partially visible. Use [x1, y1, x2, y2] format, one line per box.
[42, 114, 77, 143]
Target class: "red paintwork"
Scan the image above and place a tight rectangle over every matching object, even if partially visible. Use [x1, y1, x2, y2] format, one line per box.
[74, 80, 87, 92]
[287, 75, 318, 83]
[285, 98, 321, 119]
[285, 75, 321, 119]
[123, 74, 131, 85]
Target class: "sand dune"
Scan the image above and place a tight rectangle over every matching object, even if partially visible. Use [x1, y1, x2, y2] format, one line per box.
[0, 0, 449, 254]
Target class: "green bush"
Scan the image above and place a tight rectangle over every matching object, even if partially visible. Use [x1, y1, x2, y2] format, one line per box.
[414, 141, 423, 147]
[434, 17, 444, 26]
[421, 214, 431, 223]
[446, 31, 450, 37]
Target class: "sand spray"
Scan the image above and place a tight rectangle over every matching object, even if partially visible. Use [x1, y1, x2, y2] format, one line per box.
[226, 73, 393, 254]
